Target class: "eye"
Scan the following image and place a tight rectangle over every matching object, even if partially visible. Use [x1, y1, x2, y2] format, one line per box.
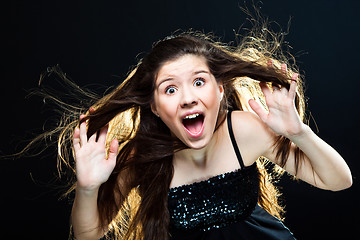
[165, 86, 177, 95]
[193, 78, 205, 87]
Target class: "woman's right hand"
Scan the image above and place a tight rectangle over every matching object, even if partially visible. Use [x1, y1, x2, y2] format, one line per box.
[73, 115, 119, 192]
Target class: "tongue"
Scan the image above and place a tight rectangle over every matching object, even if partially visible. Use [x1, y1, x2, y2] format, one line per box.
[183, 117, 203, 134]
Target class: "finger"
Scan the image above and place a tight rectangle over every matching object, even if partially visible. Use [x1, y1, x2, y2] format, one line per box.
[280, 86, 288, 94]
[259, 82, 274, 105]
[260, 82, 272, 96]
[79, 122, 88, 145]
[281, 63, 287, 74]
[248, 99, 268, 122]
[272, 85, 280, 92]
[73, 127, 81, 154]
[97, 125, 109, 144]
[291, 72, 298, 81]
[289, 73, 298, 99]
[88, 131, 97, 142]
[79, 114, 86, 121]
[108, 138, 119, 162]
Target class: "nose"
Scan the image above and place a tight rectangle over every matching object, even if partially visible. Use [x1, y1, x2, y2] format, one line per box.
[180, 89, 198, 108]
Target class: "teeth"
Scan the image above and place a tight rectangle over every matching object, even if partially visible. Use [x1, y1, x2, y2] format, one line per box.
[184, 113, 200, 120]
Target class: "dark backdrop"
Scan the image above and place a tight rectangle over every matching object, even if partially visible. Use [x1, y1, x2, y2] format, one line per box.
[2, 0, 359, 239]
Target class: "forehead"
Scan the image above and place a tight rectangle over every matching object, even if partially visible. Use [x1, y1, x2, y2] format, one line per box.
[156, 54, 209, 83]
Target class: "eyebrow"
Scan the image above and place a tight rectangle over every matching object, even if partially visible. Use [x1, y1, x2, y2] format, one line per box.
[194, 70, 210, 75]
[157, 77, 174, 88]
[157, 70, 210, 87]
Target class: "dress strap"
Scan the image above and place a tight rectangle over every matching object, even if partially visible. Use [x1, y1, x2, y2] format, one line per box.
[227, 110, 245, 169]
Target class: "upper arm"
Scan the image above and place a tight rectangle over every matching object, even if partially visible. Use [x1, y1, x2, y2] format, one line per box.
[231, 111, 326, 189]
[230, 111, 275, 166]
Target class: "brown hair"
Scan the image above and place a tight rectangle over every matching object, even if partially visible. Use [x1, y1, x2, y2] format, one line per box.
[39, 29, 306, 239]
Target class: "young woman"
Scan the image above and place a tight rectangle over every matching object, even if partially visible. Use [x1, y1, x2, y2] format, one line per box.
[61, 32, 352, 240]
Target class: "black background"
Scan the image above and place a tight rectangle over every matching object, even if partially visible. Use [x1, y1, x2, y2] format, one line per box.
[2, 0, 360, 239]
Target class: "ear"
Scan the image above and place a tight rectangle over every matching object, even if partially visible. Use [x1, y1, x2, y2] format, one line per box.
[151, 102, 159, 117]
[218, 82, 224, 101]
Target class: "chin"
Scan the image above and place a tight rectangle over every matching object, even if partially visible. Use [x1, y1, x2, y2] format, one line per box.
[182, 136, 210, 150]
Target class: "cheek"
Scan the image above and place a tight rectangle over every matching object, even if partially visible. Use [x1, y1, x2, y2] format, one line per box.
[159, 106, 180, 135]
[202, 86, 222, 106]
[157, 96, 178, 120]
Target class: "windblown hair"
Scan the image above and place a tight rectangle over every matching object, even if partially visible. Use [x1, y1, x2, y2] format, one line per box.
[37, 26, 306, 239]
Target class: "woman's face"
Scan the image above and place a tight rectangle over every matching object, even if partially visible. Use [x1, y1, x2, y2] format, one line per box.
[152, 54, 224, 149]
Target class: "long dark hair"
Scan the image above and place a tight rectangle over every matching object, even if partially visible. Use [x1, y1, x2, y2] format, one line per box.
[58, 31, 305, 239]
[26, 29, 306, 239]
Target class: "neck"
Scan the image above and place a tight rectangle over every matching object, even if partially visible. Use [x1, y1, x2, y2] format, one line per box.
[174, 132, 219, 168]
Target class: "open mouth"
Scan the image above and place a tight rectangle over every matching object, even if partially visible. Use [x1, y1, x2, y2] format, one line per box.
[182, 113, 204, 136]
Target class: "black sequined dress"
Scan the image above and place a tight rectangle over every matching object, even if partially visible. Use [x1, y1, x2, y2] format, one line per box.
[167, 111, 295, 240]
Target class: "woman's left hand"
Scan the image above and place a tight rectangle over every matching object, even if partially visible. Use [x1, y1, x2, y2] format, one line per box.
[248, 63, 305, 139]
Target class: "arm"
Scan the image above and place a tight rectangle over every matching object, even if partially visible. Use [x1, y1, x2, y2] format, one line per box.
[283, 125, 352, 191]
[71, 187, 102, 239]
[71, 118, 119, 239]
[247, 65, 352, 191]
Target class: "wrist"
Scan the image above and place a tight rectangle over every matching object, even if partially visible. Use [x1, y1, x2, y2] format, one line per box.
[287, 124, 312, 143]
[76, 184, 100, 197]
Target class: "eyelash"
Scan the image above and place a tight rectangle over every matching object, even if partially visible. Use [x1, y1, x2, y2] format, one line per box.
[165, 86, 177, 95]
[164, 77, 206, 95]
[193, 77, 205, 87]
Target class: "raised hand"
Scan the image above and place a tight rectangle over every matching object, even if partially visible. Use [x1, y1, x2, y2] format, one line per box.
[73, 114, 119, 191]
[248, 63, 305, 138]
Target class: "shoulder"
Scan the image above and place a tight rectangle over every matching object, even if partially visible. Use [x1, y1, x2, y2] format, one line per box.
[230, 110, 271, 138]
[229, 110, 276, 161]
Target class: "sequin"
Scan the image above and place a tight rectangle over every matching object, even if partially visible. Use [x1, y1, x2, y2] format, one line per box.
[168, 163, 259, 232]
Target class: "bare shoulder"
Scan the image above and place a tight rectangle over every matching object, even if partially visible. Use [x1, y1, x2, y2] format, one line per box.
[229, 111, 275, 163]
[230, 111, 272, 138]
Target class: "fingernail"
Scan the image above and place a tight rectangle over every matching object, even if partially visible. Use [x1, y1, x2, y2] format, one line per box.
[292, 73, 298, 80]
